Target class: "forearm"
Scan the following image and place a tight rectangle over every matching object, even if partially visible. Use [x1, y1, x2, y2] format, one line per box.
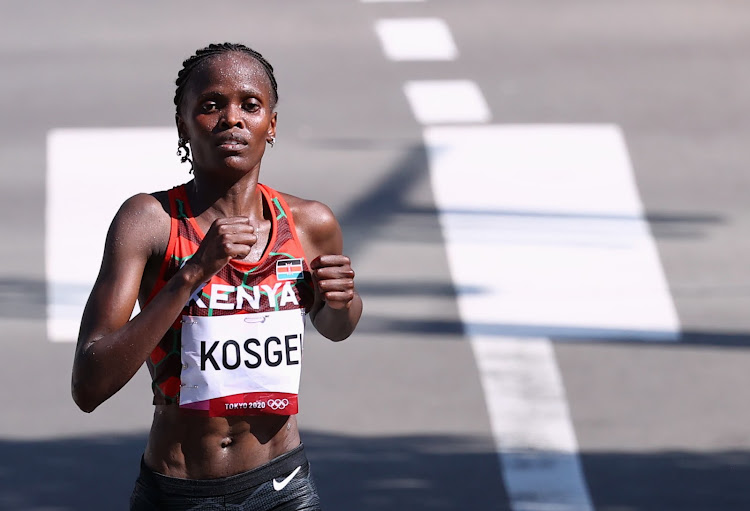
[311, 291, 363, 342]
[72, 269, 201, 412]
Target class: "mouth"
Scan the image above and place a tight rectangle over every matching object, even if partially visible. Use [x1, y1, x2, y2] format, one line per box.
[215, 132, 249, 151]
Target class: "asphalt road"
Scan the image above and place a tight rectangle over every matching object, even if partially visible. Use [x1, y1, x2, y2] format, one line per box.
[1, 1, 749, 510]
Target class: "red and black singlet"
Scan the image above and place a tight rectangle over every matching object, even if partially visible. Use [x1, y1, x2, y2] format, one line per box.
[144, 183, 314, 416]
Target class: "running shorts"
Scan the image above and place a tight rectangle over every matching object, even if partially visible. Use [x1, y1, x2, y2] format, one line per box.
[130, 443, 321, 510]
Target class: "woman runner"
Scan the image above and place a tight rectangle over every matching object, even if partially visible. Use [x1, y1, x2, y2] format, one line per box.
[71, 42, 363, 510]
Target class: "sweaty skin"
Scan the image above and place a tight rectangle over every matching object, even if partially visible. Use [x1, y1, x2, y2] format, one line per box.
[71, 52, 363, 479]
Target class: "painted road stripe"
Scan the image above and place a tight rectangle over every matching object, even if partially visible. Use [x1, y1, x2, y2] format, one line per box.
[426, 125, 680, 510]
[405, 80, 490, 125]
[46, 128, 187, 342]
[375, 18, 457, 61]
[362, 0, 425, 2]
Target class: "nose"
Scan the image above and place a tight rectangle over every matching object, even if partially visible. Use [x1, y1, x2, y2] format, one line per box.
[220, 103, 245, 129]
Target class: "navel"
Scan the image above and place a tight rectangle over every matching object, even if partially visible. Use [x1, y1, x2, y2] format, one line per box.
[220, 436, 234, 448]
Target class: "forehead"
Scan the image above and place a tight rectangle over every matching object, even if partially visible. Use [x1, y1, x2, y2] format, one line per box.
[185, 52, 272, 98]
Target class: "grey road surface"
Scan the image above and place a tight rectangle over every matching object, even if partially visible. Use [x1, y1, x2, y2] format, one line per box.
[1, 1, 749, 510]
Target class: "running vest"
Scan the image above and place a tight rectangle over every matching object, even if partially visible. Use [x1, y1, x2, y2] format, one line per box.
[145, 183, 315, 417]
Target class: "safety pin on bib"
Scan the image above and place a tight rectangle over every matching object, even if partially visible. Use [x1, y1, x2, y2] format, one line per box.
[244, 314, 269, 324]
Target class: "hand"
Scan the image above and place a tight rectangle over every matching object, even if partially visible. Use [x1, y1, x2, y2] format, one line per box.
[183, 217, 256, 282]
[310, 255, 356, 310]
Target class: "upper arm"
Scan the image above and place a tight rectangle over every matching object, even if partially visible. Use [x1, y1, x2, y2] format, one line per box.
[286, 195, 343, 263]
[76, 193, 170, 351]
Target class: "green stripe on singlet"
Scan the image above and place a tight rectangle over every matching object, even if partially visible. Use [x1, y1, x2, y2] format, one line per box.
[241, 267, 260, 287]
[150, 329, 180, 369]
[272, 198, 287, 220]
[175, 199, 188, 219]
[270, 251, 295, 259]
[261, 282, 299, 312]
[202, 291, 213, 316]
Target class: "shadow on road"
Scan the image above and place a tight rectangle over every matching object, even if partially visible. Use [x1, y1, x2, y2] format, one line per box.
[2, 431, 749, 510]
[582, 449, 750, 511]
[0, 431, 506, 511]
[355, 313, 750, 349]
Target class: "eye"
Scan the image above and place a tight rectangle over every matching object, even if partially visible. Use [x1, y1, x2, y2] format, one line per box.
[243, 102, 260, 113]
[200, 101, 217, 113]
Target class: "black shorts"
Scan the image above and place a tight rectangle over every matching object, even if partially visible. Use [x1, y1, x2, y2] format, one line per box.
[130, 443, 321, 510]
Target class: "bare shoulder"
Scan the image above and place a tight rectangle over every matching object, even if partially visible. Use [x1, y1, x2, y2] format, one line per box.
[281, 192, 339, 240]
[118, 191, 168, 216]
[108, 191, 171, 256]
[280, 192, 342, 256]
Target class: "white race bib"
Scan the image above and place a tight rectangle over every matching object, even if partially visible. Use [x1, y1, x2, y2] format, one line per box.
[179, 309, 305, 416]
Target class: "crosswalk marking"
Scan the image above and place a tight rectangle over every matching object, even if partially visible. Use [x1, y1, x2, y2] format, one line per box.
[426, 124, 680, 511]
[46, 128, 186, 342]
[404, 80, 491, 124]
[375, 18, 457, 61]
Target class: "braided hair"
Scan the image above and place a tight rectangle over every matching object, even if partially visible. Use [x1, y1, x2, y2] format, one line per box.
[174, 42, 279, 171]
[174, 42, 278, 113]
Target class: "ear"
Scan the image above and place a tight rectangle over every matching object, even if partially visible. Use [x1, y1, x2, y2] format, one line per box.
[175, 114, 188, 141]
[267, 112, 277, 140]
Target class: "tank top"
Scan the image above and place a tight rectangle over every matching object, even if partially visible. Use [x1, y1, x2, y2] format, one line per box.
[145, 182, 315, 417]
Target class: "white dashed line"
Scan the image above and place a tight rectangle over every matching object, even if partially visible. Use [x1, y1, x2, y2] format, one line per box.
[426, 124, 680, 511]
[46, 128, 186, 342]
[375, 18, 457, 61]
[404, 80, 490, 124]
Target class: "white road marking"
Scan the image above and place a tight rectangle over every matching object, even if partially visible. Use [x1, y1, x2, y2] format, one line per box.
[46, 128, 187, 342]
[362, 0, 425, 2]
[426, 125, 681, 511]
[475, 336, 593, 511]
[375, 18, 457, 61]
[404, 80, 490, 125]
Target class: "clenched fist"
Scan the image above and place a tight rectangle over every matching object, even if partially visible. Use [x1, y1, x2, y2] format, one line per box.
[184, 217, 257, 282]
[310, 255, 356, 310]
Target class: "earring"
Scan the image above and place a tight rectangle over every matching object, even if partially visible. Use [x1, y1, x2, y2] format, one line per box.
[177, 137, 194, 173]
[267, 136, 276, 148]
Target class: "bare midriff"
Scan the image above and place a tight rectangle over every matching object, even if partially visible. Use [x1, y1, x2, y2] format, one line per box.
[143, 405, 301, 479]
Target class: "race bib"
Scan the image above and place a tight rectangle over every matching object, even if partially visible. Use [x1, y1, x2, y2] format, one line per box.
[179, 309, 305, 416]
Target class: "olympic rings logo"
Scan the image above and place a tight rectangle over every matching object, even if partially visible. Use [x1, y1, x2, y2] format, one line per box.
[267, 399, 289, 410]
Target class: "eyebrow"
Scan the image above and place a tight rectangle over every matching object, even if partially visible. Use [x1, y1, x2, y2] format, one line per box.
[196, 87, 266, 101]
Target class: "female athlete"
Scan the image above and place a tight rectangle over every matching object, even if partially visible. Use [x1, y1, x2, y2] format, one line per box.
[71, 42, 362, 510]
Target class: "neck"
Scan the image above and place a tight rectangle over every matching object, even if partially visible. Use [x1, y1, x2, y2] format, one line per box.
[189, 170, 265, 221]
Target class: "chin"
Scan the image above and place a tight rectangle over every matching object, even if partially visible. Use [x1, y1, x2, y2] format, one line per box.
[223, 156, 259, 174]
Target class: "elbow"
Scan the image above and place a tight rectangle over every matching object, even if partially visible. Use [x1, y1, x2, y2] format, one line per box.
[71, 379, 101, 413]
[72, 390, 100, 413]
[314, 318, 356, 342]
[71, 344, 104, 413]
[328, 331, 353, 342]
[77, 402, 97, 414]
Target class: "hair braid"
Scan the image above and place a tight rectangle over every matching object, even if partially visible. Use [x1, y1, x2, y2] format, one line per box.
[174, 42, 279, 116]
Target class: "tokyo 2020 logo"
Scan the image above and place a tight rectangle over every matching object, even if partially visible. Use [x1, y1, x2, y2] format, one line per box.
[267, 398, 289, 410]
